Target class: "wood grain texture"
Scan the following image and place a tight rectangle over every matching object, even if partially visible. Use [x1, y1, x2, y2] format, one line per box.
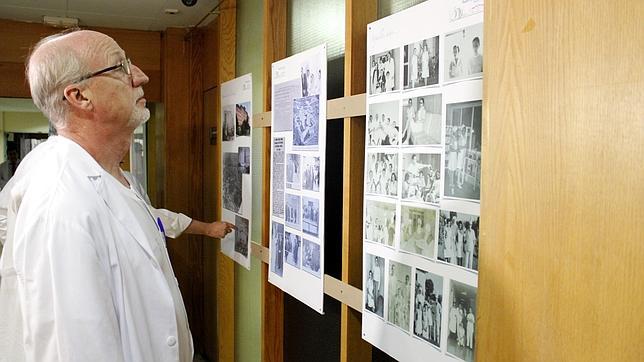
[215, 1, 237, 361]
[201, 19, 220, 361]
[341, 1, 376, 362]
[477, 1, 644, 361]
[162, 26, 206, 356]
[0, 19, 162, 101]
[261, 1, 287, 361]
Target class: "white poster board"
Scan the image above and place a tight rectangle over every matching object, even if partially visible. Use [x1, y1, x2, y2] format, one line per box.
[220, 73, 253, 270]
[269, 44, 327, 314]
[362, 1, 483, 361]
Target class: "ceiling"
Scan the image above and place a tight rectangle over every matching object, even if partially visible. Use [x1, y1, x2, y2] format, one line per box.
[0, 0, 220, 31]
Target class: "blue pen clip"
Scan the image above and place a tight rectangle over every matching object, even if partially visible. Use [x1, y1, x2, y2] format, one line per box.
[156, 217, 166, 237]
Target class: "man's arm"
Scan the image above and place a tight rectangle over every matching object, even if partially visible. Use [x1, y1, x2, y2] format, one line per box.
[150, 208, 234, 239]
[184, 219, 235, 239]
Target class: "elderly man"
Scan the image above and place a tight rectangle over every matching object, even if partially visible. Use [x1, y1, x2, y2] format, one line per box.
[0, 29, 233, 361]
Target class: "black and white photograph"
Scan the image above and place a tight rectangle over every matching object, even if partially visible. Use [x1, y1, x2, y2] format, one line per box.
[285, 194, 301, 230]
[302, 196, 320, 237]
[292, 95, 320, 147]
[300, 60, 322, 97]
[271, 221, 285, 277]
[364, 199, 396, 247]
[444, 23, 483, 82]
[223, 152, 242, 213]
[364, 254, 385, 318]
[367, 101, 400, 146]
[444, 100, 482, 201]
[302, 156, 320, 192]
[238, 146, 250, 174]
[271, 137, 285, 218]
[234, 215, 249, 258]
[438, 210, 479, 271]
[401, 94, 442, 146]
[401, 153, 441, 205]
[365, 152, 398, 197]
[369, 48, 400, 95]
[222, 106, 235, 141]
[302, 239, 321, 278]
[387, 261, 412, 332]
[236, 102, 251, 136]
[284, 231, 301, 269]
[413, 268, 443, 348]
[447, 280, 477, 362]
[404, 36, 439, 89]
[286, 153, 301, 189]
[400, 205, 437, 259]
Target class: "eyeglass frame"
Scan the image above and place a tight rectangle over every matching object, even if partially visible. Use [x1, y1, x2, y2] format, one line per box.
[62, 58, 132, 100]
[76, 58, 132, 83]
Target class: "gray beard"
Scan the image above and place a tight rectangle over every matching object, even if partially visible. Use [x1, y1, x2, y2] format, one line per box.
[128, 106, 150, 128]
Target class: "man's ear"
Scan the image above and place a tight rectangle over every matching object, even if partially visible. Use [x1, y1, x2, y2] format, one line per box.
[63, 85, 92, 111]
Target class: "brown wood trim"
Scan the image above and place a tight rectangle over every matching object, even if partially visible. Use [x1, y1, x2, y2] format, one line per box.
[341, 1, 376, 361]
[261, 1, 287, 361]
[215, 1, 237, 361]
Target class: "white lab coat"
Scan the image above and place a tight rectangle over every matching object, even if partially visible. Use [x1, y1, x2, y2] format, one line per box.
[0, 136, 193, 361]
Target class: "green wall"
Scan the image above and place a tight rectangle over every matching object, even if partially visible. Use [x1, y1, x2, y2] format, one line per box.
[234, 0, 263, 361]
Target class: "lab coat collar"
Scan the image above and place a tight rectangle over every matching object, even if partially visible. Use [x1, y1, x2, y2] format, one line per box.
[56, 136, 160, 265]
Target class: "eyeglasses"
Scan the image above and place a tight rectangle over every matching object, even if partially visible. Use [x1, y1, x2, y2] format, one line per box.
[63, 58, 132, 100]
[76, 58, 132, 83]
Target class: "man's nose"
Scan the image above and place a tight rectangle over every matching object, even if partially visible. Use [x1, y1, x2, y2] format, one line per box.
[130, 63, 149, 87]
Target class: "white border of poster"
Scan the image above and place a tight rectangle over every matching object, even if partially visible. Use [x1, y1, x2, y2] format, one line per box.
[220, 73, 253, 270]
[269, 44, 327, 314]
[362, 1, 483, 361]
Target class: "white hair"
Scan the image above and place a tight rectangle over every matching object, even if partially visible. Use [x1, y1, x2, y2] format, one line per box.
[26, 30, 90, 130]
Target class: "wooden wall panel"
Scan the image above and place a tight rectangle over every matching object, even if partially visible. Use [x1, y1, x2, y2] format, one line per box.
[477, 1, 644, 361]
[261, 1, 287, 361]
[0, 19, 162, 101]
[341, 1, 376, 362]
[215, 1, 237, 361]
[162, 26, 206, 355]
[201, 18, 220, 361]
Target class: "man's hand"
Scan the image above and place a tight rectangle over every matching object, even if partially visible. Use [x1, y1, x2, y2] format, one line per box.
[203, 221, 236, 239]
[186, 220, 235, 238]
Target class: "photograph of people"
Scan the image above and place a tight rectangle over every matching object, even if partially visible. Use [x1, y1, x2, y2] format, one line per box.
[238, 146, 250, 174]
[292, 95, 320, 147]
[400, 205, 437, 259]
[404, 37, 439, 89]
[444, 100, 482, 201]
[364, 254, 385, 318]
[284, 231, 301, 268]
[271, 222, 285, 277]
[401, 94, 442, 146]
[401, 153, 441, 204]
[302, 239, 321, 278]
[365, 153, 398, 197]
[364, 199, 396, 247]
[300, 61, 321, 97]
[302, 196, 320, 237]
[302, 156, 320, 191]
[367, 100, 400, 146]
[444, 23, 484, 82]
[386, 261, 412, 332]
[447, 280, 477, 362]
[369, 48, 400, 94]
[235, 102, 251, 136]
[285, 194, 301, 230]
[413, 269, 443, 348]
[286, 153, 301, 189]
[438, 210, 480, 271]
